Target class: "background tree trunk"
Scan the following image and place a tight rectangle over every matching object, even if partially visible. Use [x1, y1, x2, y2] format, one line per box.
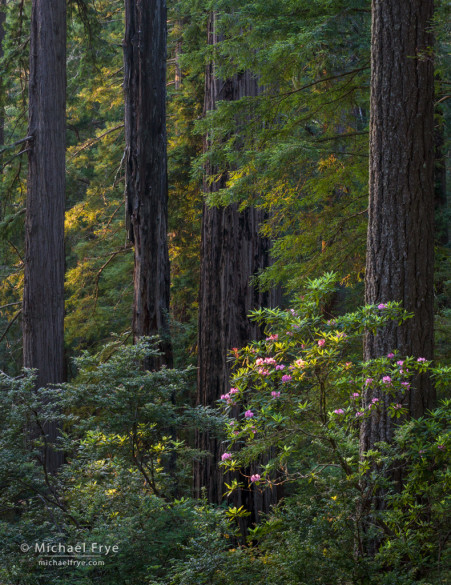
[0, 0, 4, 161]
[123, 0, 172, 369]
[360, 1, 435, 539]
[195, 13, 279, 525]
[23, 0, 66, 472]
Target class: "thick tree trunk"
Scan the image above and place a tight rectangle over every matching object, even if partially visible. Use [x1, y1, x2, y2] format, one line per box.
[362, 0, 435, 453]
[195, 14, 279, 524]
[23, 0, 66, 472]
[123, 0, 172, 369]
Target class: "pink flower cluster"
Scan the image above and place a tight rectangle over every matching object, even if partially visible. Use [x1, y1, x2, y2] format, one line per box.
[378, 303, 387, 309]
[275, 364, 285, 371]
[271, 391, 281, 398]
[281, 374, 292, 383]
[318, 339, 326, 347]
[266, 334, 278, 342]
[334, 409, 344, 415]
[257, 368, 270, 376]
[256, 357, 277, 366]
[245, 410, 254, 419]
[220, 387, 239, 404]
[250, 474, 261, 482]
[221, 453, 232, 461]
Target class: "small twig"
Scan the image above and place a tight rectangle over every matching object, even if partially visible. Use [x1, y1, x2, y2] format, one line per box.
[435, 95, 450, 105]
[0, 309, 22, 343]
[0, 302, 22, 310]
[92, 246, 132, 312]
[1, 148, 30, 170]
[274, 65, 369, 101]
[8, 240, 25, 264]
[0, 135, 33, 155]
[68, 124, 124, 161]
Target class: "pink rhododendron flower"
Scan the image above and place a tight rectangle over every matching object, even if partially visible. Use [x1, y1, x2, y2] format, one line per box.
[294, 359, 306, 368]
[221, 453, 232, 461]
[229, 420, 235, 426]
[378, 303, 387, 309]
[417, 357, 426, 362]
[355, 411, 364, 417]
[264, 357, 276, 365]
[266, 334, 278, 342]
[334, 409, 344, 415]
[245, 410, 254, 418]
[318, 339, 326, 347]
[271, 391, 281, 398]
[393, 403, 402, 410]
[229, 388, 239, 394]
[351, 393, 360, 399]
[396, 360, 404, 366]
[275, 364, 285, 371]
[365, 378, 373, 386]
[401, 382, 410, 389]
[387, 352, 395, 358]
[220, 393, 230, 400]
[382, 376, 392, 384]
[250, 474, 261, 482]
[345, 362, 352, 367]
[372, 397, 379, 404]
[256, 358, 264, 366]
[281, 374, 292, 383]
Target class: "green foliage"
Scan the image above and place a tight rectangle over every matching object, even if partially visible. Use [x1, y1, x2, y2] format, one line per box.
[189, 274, 449, 585]
[0, 340, 223, 584]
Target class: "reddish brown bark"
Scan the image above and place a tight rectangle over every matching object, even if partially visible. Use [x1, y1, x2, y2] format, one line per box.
[23, 0, 66, 472]
[361, 0, 435, 459]
[123, 0, 172, 369]
[195, 14, 279, 525]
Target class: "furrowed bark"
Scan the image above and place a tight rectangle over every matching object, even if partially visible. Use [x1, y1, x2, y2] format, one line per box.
[123, 0, 172, 369]
[23, 0, 66, 472]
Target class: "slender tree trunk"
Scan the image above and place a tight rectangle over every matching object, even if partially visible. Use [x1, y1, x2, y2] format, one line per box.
[195, 14, 279, 524]
[123, 0, 172, 369]
[23, 0, 66, 472]
[434, 102, 448, 247]
[0, 0, 4, 159]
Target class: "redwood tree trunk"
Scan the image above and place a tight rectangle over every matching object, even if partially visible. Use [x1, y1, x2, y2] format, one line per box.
[123, 0, 172, 369]
[362, 0, 435, 450]
[23, 0, 66, 471]
[195, 14, 278, 523]
[0, 0, 4, 159]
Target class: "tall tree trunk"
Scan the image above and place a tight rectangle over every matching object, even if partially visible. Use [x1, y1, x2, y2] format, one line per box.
[23, 0, 66, 472]
[123, 0, 172, 369]
[360, 2, 435, 549]
[195, 14, 279, 526]
[0, 0, 4, 159]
